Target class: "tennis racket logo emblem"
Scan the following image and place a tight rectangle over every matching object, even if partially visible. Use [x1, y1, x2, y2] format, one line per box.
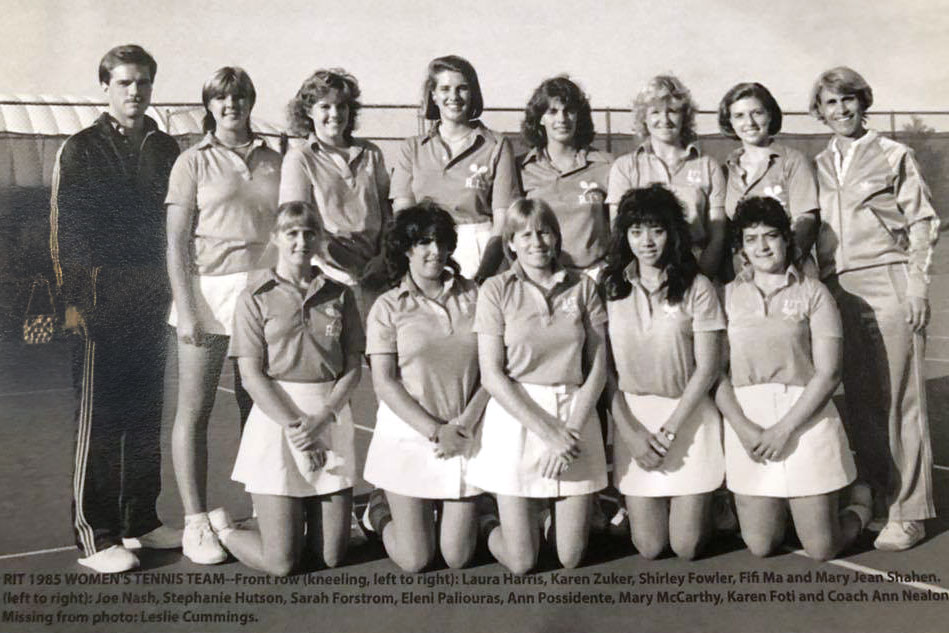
[465, 164, 490, 190]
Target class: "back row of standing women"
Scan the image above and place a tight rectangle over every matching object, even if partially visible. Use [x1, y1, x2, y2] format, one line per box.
[167, 55, 938, 576]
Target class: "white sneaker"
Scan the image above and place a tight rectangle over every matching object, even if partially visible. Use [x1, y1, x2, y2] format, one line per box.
[183, 516, 228, 565]
[873, 520, 925, 551]
[122, 525, 182, 550]
[78, 545, 139, 573]
[207, 508, 235, 533]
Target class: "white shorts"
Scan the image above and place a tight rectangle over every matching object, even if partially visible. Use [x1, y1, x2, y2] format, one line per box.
[465, 383, 607, 498]
[613, 392, 724, 497]
[363, 401, 482, 499]
[232, 380, 357, 497]
[454, 221, 493, 280]
[725, 383, 856, 498]
[167, 271, 251, 336]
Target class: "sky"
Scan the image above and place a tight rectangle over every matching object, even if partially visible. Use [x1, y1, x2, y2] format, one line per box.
[4, 0, 949, 132]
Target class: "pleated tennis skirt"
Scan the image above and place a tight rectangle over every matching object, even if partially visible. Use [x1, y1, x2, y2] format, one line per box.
[363, 401, 482, 499]
[465, 383, 607, 498]
[232, 380, 356, 497]
[167, 271, 250, 336]
[724, 383, 855, 497]
[613, 392, 724, 497]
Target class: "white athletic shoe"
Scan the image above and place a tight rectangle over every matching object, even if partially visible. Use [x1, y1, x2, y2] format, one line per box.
[122, 525, 182, 550]
[207, 508, 235, 533]
[182, 516, 228, 565]
[78, 545, 140, 573]
[873, 520, 925, 551]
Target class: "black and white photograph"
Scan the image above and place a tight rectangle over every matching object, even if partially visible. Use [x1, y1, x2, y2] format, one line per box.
[1, 1, 947, 631]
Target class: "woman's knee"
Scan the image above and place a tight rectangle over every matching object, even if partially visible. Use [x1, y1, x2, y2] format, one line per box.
[262, 554, 297, 578]
[670, 535, 703, 561]
[392, 545, 434, 573]
[741, 529, 781, 558]
[801, 535, 838, 562]
[505, 549, 538, 576]
[631, 533, 666, 560]
[558, 542, 587, 569]
[441, 538, 475, 569]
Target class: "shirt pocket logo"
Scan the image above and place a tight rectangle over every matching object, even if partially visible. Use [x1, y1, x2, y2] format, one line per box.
[763, 184, 786, 206]
[325, 318, 343, 337]
[560, 296, 580, 317]
[465, 164, 490, 190]
[686, 169, 703, 186]
[781, 299, 807, 321]
[578, 180, 605, 204]
[661, 301, 683, 318]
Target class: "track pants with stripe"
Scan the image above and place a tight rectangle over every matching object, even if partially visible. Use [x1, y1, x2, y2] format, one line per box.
[70, 266, 168, 555]
[825, 263, 935, 521]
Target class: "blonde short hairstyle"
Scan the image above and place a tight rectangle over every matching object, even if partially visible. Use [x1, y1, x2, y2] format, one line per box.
[502, 198, 562, 262]
[632, 74, 698, 145]
[808, 66, 874, 123]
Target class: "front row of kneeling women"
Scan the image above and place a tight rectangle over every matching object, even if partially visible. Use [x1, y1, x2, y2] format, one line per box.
[205, 185, 871, 576]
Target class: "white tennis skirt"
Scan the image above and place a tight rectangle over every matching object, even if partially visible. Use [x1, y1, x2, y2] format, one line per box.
[363, 401, 482, 499]
[725, 383, 856, 498]
[613, 392, 724, 497]
[232, 380, 357, 497]
[465, 383, 607, 498]
[167, 271, 251, 336]
[454, 221, 492, 280]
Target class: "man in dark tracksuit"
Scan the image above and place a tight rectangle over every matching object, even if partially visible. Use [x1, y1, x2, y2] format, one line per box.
[49, 44, 181, 573]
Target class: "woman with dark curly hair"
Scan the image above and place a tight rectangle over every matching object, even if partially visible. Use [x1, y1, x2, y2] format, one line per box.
[601, 184, 725, 560]
[360, 202, 489, 571]
[390, 55, 519, 282]
[718, 82, 818, 280]
[606, 75, 727, 281]
[713, 196, 870, 560]
[518, 76, 612, 278]
[280, 68, 390, 316]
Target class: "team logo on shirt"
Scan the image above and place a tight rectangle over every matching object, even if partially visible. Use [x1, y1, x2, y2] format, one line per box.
[781, 299, 807, 322]
[465, 164, 490, 190]
[578, 181, 605, 204]
[661, 302, 682, 318]
[325, 318, 343, 337]
[686, 170, 703, 186]
[560, 296, 580, 316]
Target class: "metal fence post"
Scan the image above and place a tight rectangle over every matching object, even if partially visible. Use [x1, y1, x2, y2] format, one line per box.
[605, 107, 612, 153]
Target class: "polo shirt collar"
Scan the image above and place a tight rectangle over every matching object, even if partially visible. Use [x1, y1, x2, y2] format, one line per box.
[197, 132, 267, 151]
[623, 261, 668, 293]
[735, 263, 802, 289]
[522, 146, 606, 172]
[396, 269, 458, 299]
[725, 143, 782, 168]
[251, 266, 328, 298]
[636, 139, 700, 159]
[511, 260, 568, 286]
[421, 120, 491, 146]
[307, 134, 365, 160]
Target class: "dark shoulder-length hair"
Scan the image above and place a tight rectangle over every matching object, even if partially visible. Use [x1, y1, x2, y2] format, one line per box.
[422, 55, 484, 121]
[717, 82, 782, 139]
[287, 68, 362, 140]
[730, 195, 792, 257]
[201, 67, 256, 134]
[361, 201, 460, 291]
[599, 184, 697, 305]
[521, 75, 595, 150]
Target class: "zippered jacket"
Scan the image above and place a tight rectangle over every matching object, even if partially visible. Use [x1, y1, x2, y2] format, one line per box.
[815, 131, 939, 298]
[49, 113, 180, 315]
